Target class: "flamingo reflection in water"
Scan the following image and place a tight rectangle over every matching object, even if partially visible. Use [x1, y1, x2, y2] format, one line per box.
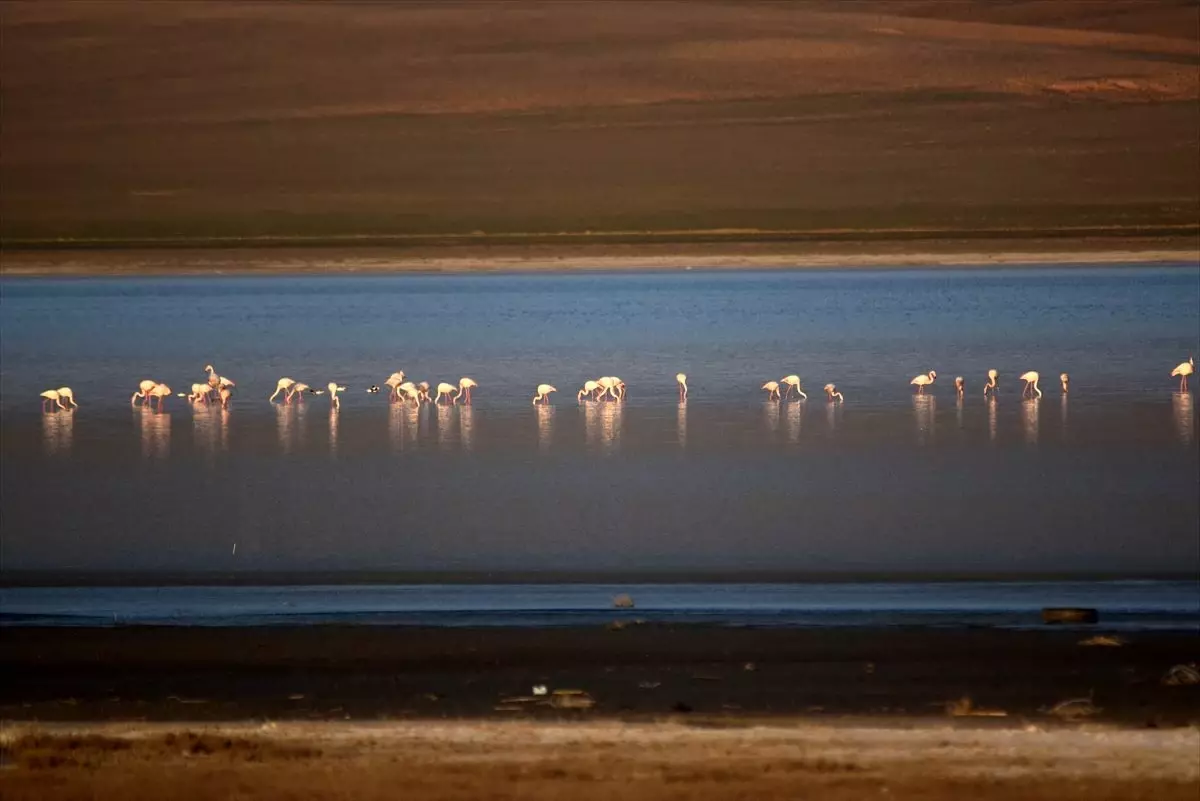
[138, 406, 170, 459]
[42, 404, 74, 455]
[1021, 397, 1040, 445]
[1172, 392, 1194, 445]
[677, 401, 687, 449]
[537, 403, 554, 453]
[912, 394, 936, 446]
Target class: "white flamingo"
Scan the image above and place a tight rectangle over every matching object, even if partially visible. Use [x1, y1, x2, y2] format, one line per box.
[1172, 357, 1194, 392]
[1020, 371, 1042, 398]
[417, 381, 432, 403]
[218, 386, 233, 409]
[327, 382, 346, 408]
[780, 375, 806, 400]
[205, 364, 235, 390]
[983, 369, 998, 397]
[457, 377, 478, 404]
[597, 376, 624, 401]
[434, 382, 458, 405]
[762, 381, 781, 401]
[398, 382, 422, 406]
[578, 380, 600, 401]
[131, 379, 158, 406]
[532, 384, 557, 405]
[40, 389, 65, 411]
[269, 378, 295, 403]
[823, 383, 844, 403]
[148, 383, 172, 410]
[384, 371, 406, 401]
[1060, 373, 1069, 393]
[286, 382, 315, 403]
[910, 370, 937, 394]
[185, 383, 213, 403]
[954, 376, 965, 397]
[676, 373, 688, 401]
[55, 387, 78, 408]
[911, 370, 937, 394]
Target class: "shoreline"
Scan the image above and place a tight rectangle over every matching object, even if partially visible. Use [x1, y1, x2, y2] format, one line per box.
[1, 235, 1197, 276]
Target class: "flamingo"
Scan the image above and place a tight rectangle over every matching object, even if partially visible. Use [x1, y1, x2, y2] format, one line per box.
[762, 381, 781, 401]
[434, 382, 458, 405]
[578, 380, 600, 401]
[327, 382, 346, 408]
[384, 372, 406, 401]
[1171, 357, 1194, 392]
[417, 381, 432, 403]
[676, 373, 688, 401]
[1060, 373, 1070, 394]
[398, 382, 422, 406]
[269, 378, 295, 403]
[286, 382, 315, 403]
[1020, 371, 1042, 398]
[983, 369, 998, 397]
[40, 389, 65, 411]
[532, 384, 557, 405]
[185, 383, 213, 403]
[55, 387, 78, 408]
[597, 376, 621, 401]
[457, 377, 478, 404]
[148, 383, 172, 410]
[205, 364, 235, 391]
[823, 383, 844, 403]
[910, 370, 937, 394]
[780, 375, 806, 400]
[218, 386, 233, 409]
[132, 379, 158, 406]
[954, 376, 965, 397]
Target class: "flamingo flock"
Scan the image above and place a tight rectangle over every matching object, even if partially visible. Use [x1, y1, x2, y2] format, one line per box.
[37, 356, 1198, 412]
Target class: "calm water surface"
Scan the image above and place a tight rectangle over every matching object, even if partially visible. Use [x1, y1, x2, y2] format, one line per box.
[1, 265, 1197, 583]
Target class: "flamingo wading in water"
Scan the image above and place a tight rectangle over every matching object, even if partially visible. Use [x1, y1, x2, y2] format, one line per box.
[434, 382, 458, 405]
[954, 376, 965, 397]
[983, 369, 998, 397]
[1060, 373, 1070, 393]
[269, 378, 295, 403]
[823, 383, 844, 403]
[457, 377, 478, 404]
[148, 383, 172, 410]
[532, 384, 557, 405]
[676, 373, 688, 401]
[55, 387, 78, 408]
[578, 380, 600, 401]
[40, 390, 65, 411]
[1172, 357, 1194, 392]
[762, 381, 781, 401]
[781, 375, 806, 400]
[327, 382, 346, 408]
[911, 371, 937, 394]
[132, 379, 158, 406]
[1020, 371, 1042, 398]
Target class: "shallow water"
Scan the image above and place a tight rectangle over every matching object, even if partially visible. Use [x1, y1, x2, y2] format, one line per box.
[1, 265, 1197, 577]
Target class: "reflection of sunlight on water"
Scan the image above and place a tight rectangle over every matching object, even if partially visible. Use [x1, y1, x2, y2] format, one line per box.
[459, 405, 475, 452]
[825, 400, 842, 436]
[763, 401, 780, 437]
[600, 402, 622, 454]
[329, 408, 339, 456]
[786, 401, 803, 444]
[42, 409, 73, 455]
[435, 404, 456, 451]
[987, 397, 998, 444]
[192, 405, 223, 455]
[955, 395, 964, 430]
[912, 394, 935, 446]
[1173, 392, 1194, 445]
[138, 407, 170, 459]
[275, 403, 295, 454]
[676, 401, 687, 449]
[1022, 398, 1040, 445]
[1060, 394, 1069, 439]
[388, 404, 410, 453]
[583, 401, 599, 448]
[537, 404, 554, 453]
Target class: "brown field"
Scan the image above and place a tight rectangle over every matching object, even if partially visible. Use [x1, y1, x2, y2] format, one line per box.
[1, 0, 1197, 251]
[1, 721, 1197, 801]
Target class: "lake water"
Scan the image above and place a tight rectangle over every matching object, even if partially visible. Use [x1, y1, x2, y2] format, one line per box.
[1, 265, 1198, 590]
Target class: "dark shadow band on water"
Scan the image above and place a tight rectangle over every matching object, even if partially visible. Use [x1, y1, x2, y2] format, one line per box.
[3, 570, 1196, 588]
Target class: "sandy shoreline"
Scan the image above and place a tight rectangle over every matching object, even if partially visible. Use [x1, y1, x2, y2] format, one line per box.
[2, 719, 1197, 800]
[1, 237, 1197, 276]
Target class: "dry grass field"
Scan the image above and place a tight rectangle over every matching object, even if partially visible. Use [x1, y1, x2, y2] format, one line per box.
[1, 0, 1197, 247]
